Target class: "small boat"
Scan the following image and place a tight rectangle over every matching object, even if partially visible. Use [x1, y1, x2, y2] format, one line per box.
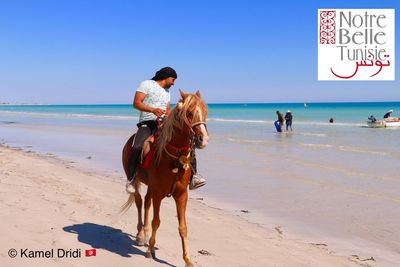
[367, 115, 400, 128]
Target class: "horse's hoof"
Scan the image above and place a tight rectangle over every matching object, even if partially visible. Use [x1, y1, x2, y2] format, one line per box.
[145, 251, 155, 259]
[135, 236, 145, 246]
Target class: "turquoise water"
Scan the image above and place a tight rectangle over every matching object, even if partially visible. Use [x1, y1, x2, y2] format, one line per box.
[1, 102, 399, 123]
[1, 102, 400, 178]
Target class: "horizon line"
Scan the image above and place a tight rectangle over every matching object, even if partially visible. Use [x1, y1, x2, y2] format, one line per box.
[1, 100, 400, 106]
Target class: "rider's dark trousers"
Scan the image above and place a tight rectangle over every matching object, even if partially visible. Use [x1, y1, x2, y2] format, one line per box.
[191, 149, 197, 174]
[128, 120, 158, 181]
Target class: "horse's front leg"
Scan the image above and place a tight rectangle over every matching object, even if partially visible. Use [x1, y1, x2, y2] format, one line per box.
[146, 194, 162, 259]
[174, 190, 193, 267]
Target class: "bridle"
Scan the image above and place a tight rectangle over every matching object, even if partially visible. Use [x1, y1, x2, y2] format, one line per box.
[163, 114, 207, 162]
[190, 120, 207, 148]
[190, 121, 208, 133]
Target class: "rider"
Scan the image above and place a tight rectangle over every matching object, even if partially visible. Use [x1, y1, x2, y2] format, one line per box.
[126, 67, 206, 193]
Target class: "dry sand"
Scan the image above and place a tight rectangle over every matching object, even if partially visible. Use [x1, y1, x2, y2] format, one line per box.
[0, 145, 378, 266]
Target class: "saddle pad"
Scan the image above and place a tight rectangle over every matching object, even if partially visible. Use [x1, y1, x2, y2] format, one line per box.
[140, 144, 155, 169]
[140, 135, 156, 169]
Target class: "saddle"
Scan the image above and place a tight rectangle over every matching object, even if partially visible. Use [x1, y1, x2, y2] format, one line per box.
[140, 135, 156, 169]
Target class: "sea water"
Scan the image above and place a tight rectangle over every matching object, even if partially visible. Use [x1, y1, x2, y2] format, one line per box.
[1, 102, 400, 263]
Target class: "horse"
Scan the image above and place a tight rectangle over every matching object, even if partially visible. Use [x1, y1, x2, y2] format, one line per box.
[121, 90, 209, 267]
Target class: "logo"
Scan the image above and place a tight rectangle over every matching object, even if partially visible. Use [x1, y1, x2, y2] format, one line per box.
[85, 249, 96, 257]
[318, 9, 395, 80]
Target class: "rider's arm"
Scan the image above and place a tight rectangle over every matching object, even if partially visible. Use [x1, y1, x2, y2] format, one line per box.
[133, 91, 165, 117]
[166, 101, 170, 116]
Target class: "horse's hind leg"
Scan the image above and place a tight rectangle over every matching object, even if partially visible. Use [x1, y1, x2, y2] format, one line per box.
[146, 194, 162, 259]
[134, 183, 145, 246]
[174, 191, 193, 267]
[143, 188, 152, 245]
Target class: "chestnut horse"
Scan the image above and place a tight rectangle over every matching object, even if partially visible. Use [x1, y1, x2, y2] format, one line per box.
[121, 90, 208, 267]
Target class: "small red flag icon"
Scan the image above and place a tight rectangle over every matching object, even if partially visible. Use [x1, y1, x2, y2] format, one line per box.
[85, 249, 96, 257]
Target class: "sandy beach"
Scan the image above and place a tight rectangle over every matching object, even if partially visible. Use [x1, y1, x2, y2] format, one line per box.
[0, 144, 379, 267]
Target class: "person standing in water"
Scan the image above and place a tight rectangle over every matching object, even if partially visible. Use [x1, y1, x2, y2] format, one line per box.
[276, 111, 284, 132]
[284, 110, 293, 131]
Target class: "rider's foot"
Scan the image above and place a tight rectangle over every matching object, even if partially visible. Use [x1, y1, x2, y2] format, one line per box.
[126, 180, 135, 193]
[189, 174, 206, 190]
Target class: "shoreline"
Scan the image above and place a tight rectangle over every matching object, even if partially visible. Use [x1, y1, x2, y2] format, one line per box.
[0, 144, 383, 266]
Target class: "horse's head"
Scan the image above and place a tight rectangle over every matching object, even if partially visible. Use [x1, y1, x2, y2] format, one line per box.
[177, 89, 209, 149]
[155, 90, 209, 162]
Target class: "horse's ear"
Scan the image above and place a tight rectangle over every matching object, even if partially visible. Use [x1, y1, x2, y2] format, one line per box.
[195, 90, 201, 98]
[179, 89, 187, 100]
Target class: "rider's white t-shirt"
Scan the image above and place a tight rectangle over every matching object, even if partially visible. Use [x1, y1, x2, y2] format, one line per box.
[136, 80, 170, 123]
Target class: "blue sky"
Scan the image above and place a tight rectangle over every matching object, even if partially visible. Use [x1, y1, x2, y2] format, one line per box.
[1, 0, 399, 104]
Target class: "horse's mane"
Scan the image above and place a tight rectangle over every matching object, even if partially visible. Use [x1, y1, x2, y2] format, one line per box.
[155, 93, 207, 163]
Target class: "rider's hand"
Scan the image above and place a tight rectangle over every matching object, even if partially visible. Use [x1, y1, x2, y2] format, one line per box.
[152, 108, 166, 117]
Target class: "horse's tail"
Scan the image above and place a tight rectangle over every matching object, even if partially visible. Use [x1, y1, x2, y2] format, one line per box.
[122, 134, 135, 178]
[120, 179, 141, 214]
[120, 193, 136, 214]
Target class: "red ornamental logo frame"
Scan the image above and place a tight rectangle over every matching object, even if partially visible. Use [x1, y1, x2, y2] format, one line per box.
[320, 11, 336, 44]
